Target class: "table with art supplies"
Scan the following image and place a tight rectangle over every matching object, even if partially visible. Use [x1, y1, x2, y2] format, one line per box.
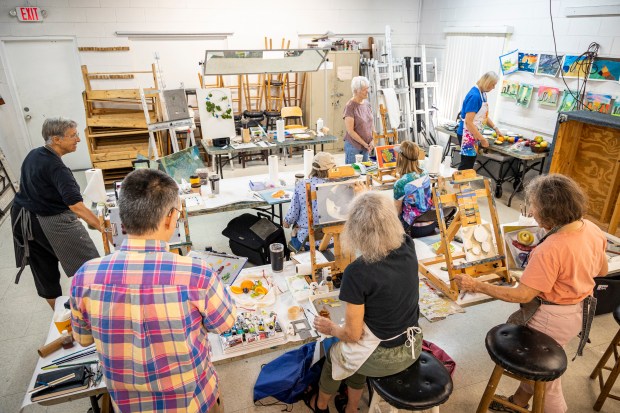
[436, 124, 549, 206]
[202, 133, 338, 178]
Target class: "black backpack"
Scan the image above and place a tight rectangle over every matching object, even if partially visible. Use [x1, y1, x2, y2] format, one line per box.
[221, 213, 289, 265]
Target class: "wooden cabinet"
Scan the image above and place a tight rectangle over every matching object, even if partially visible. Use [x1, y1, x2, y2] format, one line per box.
[304, 51, 360, 151]
[546, 111, 620, 235]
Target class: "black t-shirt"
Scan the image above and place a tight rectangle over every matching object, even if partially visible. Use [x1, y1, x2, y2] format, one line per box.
[14, 147, 83, 216]
[339, 235, 420, 348]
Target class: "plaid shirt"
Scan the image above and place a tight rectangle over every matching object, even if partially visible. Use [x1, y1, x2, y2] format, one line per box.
[70, 239, 236, 413]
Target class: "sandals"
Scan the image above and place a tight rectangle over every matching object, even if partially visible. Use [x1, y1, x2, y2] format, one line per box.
[334, 383, 348, 413]
[302, 386, 330, 413]
[488, 395, 529, 412]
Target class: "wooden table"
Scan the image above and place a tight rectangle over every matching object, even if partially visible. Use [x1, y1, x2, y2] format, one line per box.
[203, 135, 338, 178]
[435, 125, 548, 206]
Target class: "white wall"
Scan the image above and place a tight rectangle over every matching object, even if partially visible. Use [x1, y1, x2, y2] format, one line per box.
[0, 0, 421, 173]
[420, 0, 620, 138]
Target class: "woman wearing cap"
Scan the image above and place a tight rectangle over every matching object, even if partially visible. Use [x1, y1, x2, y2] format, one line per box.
[393, 141, 435, 238]
[284, 152, 335, 251]
[456, 71, 502, 170]
[343, 76, 374, 164]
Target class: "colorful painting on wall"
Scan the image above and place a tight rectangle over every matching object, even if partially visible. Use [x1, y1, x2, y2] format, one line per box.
[536, 54, 563, 76]
[558, 90, 579, 112]
[537, 86, 561, 107]
[589, 58, 620, 81]
[611, 101, 620, 117]
[516, 84, 534, 107]
[518, 53, 538, 73]
[499, 49, 519, 75]
[500, 80, 520, 99]
[561, 55, 590, 78]
[375, 145, 399, 168]
[584, 92, 612, 113]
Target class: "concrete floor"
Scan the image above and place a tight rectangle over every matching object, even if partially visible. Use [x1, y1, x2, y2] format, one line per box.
[0, 152, 618, 412]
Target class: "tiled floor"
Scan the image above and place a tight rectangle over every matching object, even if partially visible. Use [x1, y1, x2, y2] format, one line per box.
[1, 152, 617, 412]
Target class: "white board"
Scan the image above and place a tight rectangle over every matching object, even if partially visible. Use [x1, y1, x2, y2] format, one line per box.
[196, 88, 236, 140]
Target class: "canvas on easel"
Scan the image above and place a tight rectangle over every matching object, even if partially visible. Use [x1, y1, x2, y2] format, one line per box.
[375, 145, 398, 168]
[196, 88, 236, 140]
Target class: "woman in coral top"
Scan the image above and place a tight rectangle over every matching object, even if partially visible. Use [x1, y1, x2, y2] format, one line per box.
[456, 174, 608, 413]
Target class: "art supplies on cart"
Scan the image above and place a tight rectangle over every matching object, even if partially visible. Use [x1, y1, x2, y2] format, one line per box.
[218, 309, 285, 354]
[187, 250, 247, 286]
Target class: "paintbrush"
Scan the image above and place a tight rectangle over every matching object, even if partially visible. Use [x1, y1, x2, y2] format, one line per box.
[29, 372, 76, 393]
[41, 360, 99, 371]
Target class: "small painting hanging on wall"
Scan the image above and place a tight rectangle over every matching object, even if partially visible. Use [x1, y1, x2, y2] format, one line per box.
[499, 50, 519, 75]
[536, 54, 563, 77]
[518, 53, 538, 73]
[375, 145, 399, 168]
[589, 58, 620, 81]
[584, 92, 612, 113]
[611, 101, 620, 116]
[537, 86, 560, 107]
[561, 55, 590, 78]
[516, 84, 534, 107]
[500, 80, 520, 99]
[558, 90, 579, 112]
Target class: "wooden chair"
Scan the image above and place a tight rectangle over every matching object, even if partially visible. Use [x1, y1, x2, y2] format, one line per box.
[281, 106, 304, 129]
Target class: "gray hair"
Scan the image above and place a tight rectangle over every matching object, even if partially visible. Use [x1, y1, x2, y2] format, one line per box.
[477, 71, 499, 90]
[42, 117, 77, 145]
[343, 191, 405, 263]
[351, 76, 370, 94]
[118, 169, 180, 236]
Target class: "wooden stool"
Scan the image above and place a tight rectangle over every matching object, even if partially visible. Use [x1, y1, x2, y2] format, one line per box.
[368, 352, 453, 412]
[590, 304, 620, 411]
[477, 324, 568, 413]
[264, 110, 281, 131]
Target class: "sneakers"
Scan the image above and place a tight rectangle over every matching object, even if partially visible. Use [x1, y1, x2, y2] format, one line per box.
[488, 395, 529, 412]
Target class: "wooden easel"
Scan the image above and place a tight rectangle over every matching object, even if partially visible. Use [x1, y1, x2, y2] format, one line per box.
[373, 104, 397, 146]
[418, 170, 512, 301]
[305, 182, 355, 281]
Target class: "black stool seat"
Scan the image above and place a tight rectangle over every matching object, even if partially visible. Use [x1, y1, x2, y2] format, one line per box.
[369, 352, 453, 410]
[614, 304, 620, 325]
[264, 110, 281, 117]
[243, 110, 264, 119]
[486, 324, 567, 382]
[266, 80, 283, 86]
[234, 115, 242, 121]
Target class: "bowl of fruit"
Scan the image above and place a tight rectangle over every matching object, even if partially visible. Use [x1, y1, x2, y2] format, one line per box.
[530, 136, 550, 153]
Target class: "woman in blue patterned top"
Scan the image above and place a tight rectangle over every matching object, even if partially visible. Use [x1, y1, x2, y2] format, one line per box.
[284, 152, 335, 251]
[393, 141, 435, 238]
[456, 71, 502, 170]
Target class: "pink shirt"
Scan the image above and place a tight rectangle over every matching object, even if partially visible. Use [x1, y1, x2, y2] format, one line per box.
[520, 219, 607, 304]
[343, 100, 373, 150]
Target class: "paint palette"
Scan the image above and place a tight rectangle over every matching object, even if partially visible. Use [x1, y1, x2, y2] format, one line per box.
[188, 251, 247, 286]
[218, 309, 285, 354]
[310, 291, 346, 329]
[461, 223, 498, 262]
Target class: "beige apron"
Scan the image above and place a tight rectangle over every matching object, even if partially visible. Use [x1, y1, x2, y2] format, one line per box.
[331, 324, 422, 380]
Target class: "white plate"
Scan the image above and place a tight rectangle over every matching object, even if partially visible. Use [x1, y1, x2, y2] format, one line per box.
[228, 274, 276, 307]
[473, 226, 489, 243]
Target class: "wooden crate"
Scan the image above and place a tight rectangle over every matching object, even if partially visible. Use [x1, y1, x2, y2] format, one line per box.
[547, 111, 620, 235]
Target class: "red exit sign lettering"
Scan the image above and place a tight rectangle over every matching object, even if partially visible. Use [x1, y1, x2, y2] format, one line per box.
[17, 7, 44, 22]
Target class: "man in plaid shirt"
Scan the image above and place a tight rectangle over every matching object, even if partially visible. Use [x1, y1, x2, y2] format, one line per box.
[70, 169, 236, 413]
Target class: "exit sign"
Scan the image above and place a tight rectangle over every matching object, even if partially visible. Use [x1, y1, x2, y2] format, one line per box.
[17, 7, 44, 22]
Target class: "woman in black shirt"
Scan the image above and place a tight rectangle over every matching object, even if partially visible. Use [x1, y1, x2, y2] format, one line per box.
[309, 191, 422, 413]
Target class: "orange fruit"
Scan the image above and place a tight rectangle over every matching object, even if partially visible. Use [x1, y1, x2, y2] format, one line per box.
[255, 286, 268, 295]
[240, 280, 254, 290]
[230, 286, 244, 294]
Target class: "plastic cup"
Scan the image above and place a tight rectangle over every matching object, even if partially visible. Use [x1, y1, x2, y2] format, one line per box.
[269, 243, 284, 273]
[355, 154, 364, 163]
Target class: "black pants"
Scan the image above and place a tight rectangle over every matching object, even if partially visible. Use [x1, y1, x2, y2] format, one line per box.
[458, 155, 477, 170]
[11, 205, 62, 299]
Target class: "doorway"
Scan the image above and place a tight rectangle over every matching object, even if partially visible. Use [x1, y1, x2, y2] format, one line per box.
[1, 37, 91, 170]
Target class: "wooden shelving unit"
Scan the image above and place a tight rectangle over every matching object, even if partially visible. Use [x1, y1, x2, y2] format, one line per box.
[81, 65, 162, 183]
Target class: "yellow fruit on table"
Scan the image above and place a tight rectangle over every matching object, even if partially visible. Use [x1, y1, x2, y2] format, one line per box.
[230, 286, 244, 294]
[507, 136, 515, 143]
[534, 136, 544, 143]
[494, 140, 503, 145]
[517, 230, 535, 246]
[240, 280, 255, 291]
[492, 131, 497, 137]
[254, 286, 268, 295]
[540, 141, 549, 148]
[498, 136, 505, 142]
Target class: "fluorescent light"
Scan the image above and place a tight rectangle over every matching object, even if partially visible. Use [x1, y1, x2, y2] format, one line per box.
[443, 26, 514, 35]
[115, 32, 233, 38]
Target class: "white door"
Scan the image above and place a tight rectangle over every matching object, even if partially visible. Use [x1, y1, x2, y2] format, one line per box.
[2, 38, 91, 170]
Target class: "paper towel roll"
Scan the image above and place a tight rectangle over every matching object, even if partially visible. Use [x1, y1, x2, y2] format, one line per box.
[427, 145, 443, 174]
[296, 263, 312, 275]
[83, 169, 107, 203]
[268, 155, 279, 184]
[303, 149, 314, 178]
[276, 119, 285, 143]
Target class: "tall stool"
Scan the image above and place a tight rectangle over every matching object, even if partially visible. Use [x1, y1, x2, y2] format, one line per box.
[477, 324, 567, 413]
[590, 304, 620, 411]
[264, 110, 281, 131]
[367, 352, 453, 412]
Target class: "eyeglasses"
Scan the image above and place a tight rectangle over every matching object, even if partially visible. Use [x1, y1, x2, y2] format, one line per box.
[61, 132, 80, 139]
[169, 207, 184, 228]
